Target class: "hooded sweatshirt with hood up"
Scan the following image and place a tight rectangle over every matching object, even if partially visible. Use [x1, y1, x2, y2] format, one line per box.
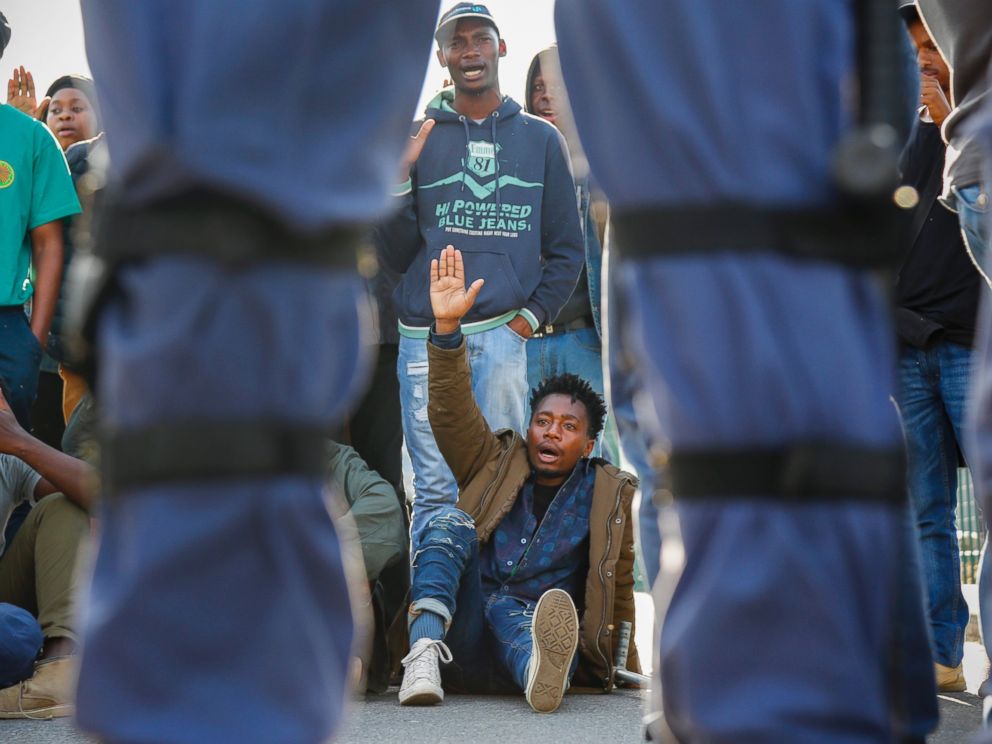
[378, 89, 583, 337]
[912, 2, 992, 196]
[525, 44, 603, 336]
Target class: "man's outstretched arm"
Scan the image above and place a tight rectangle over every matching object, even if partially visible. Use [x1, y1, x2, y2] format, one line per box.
[0, 390, 94, 511]
[427, 246, 506, 489]
[376, 119, 435, 275]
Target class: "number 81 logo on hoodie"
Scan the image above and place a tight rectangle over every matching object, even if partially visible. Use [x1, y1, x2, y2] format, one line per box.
[0, 161, 13, 189]
[466, 141, 497, 179]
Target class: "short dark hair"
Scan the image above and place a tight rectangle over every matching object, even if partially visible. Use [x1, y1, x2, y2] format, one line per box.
[529, 374, 606, 440]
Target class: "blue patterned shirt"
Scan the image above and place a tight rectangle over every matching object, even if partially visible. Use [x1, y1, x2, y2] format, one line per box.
[481, 459, 595, 604]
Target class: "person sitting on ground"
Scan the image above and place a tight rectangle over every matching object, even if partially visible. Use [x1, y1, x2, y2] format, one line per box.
[324, 440, 408, 693]
[398, 246, 639, 713]
[0, 388, 92, 719]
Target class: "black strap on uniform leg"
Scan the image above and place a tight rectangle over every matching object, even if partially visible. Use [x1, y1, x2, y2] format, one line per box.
[69, 191, 369, 390]
[668, 443, 905, 504]
[95, 193, 366, 270]
[612, 202, 907, 269]
[103, 422, 330, 494]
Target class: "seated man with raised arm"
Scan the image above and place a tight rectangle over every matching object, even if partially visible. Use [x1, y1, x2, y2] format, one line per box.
[399, 246, 639, 713]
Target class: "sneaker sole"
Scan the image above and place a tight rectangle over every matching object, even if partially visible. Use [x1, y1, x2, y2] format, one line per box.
[398, 683, 444, 706]
[526, 589, 578, 714]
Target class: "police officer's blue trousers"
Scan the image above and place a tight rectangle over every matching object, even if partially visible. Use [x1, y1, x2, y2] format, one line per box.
[74, 257, 368, 744]
[624, 254, 938, 743]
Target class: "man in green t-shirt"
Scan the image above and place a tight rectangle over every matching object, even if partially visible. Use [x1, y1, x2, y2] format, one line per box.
[0, 13, 81, 429]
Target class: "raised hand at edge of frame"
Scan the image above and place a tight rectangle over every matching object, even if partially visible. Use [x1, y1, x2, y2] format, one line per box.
[396, 118, 435, 184]
[6, 65, 48, 119]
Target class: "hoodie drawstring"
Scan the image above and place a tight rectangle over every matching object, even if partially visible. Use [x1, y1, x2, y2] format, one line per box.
[459, 115, 470, 192]
[491, 111, 501, 210]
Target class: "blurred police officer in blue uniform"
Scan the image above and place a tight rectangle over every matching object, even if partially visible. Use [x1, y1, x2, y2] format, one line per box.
[72, 2, 438, 742]
[555, 2, 937, 741]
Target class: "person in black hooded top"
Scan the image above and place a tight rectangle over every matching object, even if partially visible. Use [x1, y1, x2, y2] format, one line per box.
[894, 2, 985, 696]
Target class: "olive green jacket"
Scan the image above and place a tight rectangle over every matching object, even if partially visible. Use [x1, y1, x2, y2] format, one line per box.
[427, 339, 641, 690]
[326, 441, 406, 583]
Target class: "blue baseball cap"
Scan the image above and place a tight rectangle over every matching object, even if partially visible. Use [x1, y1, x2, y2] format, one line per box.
[0, 603, 42, 688]
[435, 3, 500, 44]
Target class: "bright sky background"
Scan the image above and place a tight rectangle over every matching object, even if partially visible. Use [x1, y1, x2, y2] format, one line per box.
[1, 0, 557, 116]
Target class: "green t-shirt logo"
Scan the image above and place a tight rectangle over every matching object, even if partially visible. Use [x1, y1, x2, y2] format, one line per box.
[0, 161, 13, 189]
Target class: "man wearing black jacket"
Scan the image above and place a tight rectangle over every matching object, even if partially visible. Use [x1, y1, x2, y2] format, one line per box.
[896, 2, 984, 694]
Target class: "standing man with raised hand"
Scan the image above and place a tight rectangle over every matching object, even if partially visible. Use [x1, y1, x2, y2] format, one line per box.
[556, 2, 936, 742]
[378, 3, 583, 555]
[71, 2, 438, 742]
[0, 12, 78, 431]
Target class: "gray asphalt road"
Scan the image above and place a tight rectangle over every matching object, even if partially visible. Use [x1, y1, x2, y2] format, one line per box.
[2, 597, 984, 742]
[1, 692, 981, 743]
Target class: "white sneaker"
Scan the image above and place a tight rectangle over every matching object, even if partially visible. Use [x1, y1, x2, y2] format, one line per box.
[399, 638, 452, 706]
[525, 588, 578, 713]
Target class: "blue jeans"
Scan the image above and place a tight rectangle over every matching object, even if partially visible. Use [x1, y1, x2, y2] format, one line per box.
[0, 307, 42, 429]
[409, 506, 577, 693]
[605, 242, 661, 587]
[960, 183, 992, 706]
[526, 327, 603, 401]
[75, 258, 364, 744]
[526, 326, 616, 460]
[624, 254, 936, 743]
[400, 325, 528, 552]
[952, 184, 991, 286]
[897, 342, 973, 667]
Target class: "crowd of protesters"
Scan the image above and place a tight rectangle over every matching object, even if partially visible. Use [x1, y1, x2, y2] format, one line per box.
[0, 1, 990, 743]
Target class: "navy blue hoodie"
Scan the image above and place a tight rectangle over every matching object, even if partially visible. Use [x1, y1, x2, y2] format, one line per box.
[378, 90, 583, 336]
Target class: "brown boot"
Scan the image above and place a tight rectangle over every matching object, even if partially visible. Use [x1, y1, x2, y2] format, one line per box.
[935, 662, 967, 693]
[0, 656, 75, 719]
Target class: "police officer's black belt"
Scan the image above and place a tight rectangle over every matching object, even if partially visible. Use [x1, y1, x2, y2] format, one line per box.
[97, 195, 363, 269]
[669, 443, 905, 503]
[612, 203, 904, 268]
[103, 422, 329, 492]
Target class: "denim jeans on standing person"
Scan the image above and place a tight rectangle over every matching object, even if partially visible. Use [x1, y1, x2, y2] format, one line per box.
[957, 180, 992, 706]
[409, 506, 577, 693]
[526, 326, 616, 461]
[606, 244, 660, 587]
[953, 184, 991, 287]
[897, 341, 973, 668]
[605, 325, 660, 588]
[400, 324, 528, 553]
[0, 306, 43, 429]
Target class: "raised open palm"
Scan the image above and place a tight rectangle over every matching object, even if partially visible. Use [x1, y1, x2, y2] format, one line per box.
[430, 246, 484, 333]
[6, 66, 46, 118]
